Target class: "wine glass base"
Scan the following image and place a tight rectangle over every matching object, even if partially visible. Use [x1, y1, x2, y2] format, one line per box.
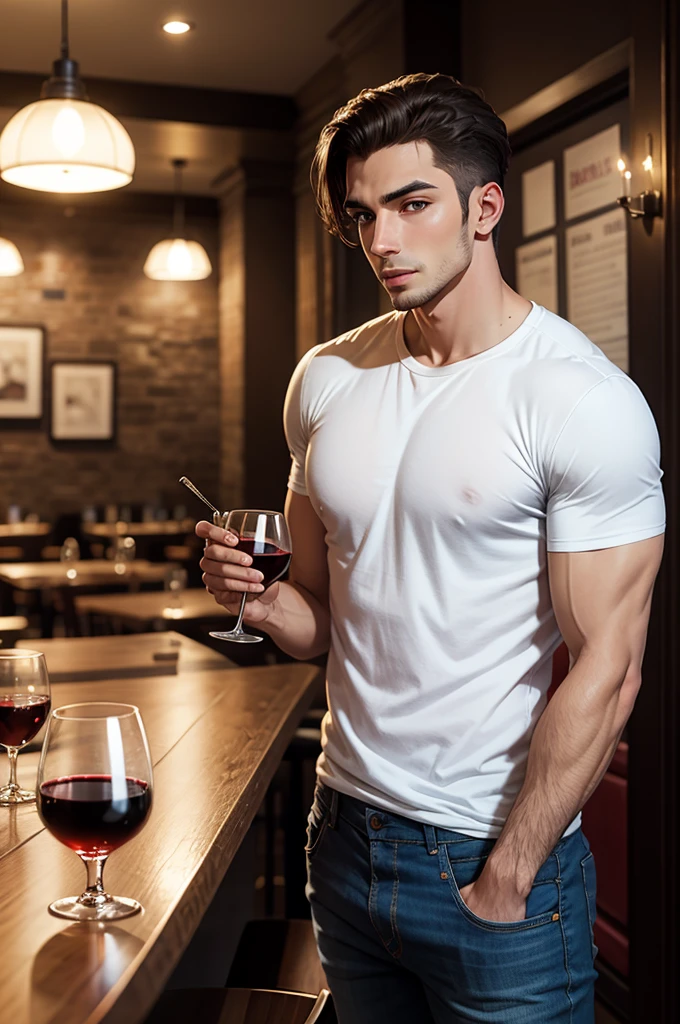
[0, 784, 35, 805]
[209, 630, 263, 643]
[48, 895, 142, 921]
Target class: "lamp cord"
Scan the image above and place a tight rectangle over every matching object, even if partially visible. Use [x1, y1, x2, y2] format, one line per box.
[173, 161, 185, 238]
[61, 0, 69, 60]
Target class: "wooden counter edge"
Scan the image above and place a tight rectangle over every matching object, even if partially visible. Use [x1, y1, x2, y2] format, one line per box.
[95, 661, 321, 1024]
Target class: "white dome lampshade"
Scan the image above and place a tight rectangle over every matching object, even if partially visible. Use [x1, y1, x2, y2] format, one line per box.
[0, 237, 24, 276]
[144, 238, 212, 281]
[0, 0, 134, 195]
[144, 159, 212, 281]
[0, 98, 134, 194]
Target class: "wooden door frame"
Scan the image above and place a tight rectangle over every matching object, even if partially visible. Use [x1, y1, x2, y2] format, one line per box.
[501, 13, 678, 1021]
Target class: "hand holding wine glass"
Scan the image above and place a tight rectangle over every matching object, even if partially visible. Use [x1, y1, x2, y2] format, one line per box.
[199, 510, 291, 643]
[37, 702, 153, 920]
[0, 650, 51, 805]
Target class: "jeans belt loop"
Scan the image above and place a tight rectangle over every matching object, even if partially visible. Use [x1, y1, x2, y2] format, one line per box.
[329, 787, 339, 829]
[424, 824, 438, 855]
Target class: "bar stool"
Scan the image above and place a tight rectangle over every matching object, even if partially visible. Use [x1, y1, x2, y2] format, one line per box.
[144, 986, 333, 1023]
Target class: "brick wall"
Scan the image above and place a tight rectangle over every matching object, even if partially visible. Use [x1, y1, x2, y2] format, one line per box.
[0, 192, 220, 520]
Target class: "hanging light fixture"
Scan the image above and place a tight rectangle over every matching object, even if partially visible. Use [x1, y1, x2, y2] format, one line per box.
[143, 159, 212, 281]
[0, 237, 24, 277]
[0, 0, 134, 194]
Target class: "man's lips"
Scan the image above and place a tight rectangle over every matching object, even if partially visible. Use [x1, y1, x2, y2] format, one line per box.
[382, 270, 416, 287]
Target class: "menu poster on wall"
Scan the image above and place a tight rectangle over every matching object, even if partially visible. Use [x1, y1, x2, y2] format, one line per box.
[515, 235, 558, 313]
[566, 207, 628, 371]
[563, 124, 622, 221]
[521, 160, 556, 238]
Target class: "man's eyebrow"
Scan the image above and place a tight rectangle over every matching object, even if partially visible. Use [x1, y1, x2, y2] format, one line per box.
[344, 180, 438, 210]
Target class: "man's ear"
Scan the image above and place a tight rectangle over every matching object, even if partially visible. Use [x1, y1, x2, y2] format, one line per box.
[472, 183, 504, 239]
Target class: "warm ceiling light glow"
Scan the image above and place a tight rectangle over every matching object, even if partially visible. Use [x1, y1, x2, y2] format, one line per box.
[163, 20, 192, 34]
[617, 158, 626, 173]
[0, 98, 134, 193]
[0, 238, 24, 277]
[144, 238, 212, 281]
[0, 0, 135, 195]
[642, 155, 653, 173]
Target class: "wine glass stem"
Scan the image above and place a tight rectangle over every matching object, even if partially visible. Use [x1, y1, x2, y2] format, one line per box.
[81, 856, 109, 904]
[233, 592, 248, 633]
[6, 747, 19, 790]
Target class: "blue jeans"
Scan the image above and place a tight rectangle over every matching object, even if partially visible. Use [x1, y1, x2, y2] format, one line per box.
[306, 781, 597, 1023]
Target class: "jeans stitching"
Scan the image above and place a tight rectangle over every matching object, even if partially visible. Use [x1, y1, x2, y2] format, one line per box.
[580, 852, 598, 961]
[389, 842, 403, 958]
[555, 847, 575, 1022]
[305, 804, 330, 859]
[441, 845, 559, 933]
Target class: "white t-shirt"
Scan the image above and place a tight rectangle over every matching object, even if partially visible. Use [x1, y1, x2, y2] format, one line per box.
[284, 302, 665, 838]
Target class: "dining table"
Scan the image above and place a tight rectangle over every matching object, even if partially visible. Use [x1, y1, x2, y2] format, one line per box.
[76, 587, 231, 632]
[0, 658, 320, 1024]
[16, 631, 234, 681]
[0, 559, 174, 591]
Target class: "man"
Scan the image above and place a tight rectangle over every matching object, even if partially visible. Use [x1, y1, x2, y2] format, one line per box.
[198, 73, 664, 1022]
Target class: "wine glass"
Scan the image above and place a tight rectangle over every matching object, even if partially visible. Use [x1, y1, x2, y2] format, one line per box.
[37, 702, 153, 920]
[60, 536, 80, 580]
[209, 509, 291, 644]
[0, 650, 51, 805]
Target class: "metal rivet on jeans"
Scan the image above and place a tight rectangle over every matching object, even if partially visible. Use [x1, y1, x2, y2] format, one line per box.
[370, 815, 384, 830]
[440, 872, 448, 879]
[552, 912, 560, 921]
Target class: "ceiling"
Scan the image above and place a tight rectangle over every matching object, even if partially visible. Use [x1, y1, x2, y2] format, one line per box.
[0, 0, 358, 95]
[0, 1, 358, 195]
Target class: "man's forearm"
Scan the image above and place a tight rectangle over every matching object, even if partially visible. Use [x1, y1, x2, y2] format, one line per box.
[262, 580, 331, 660]
[485, 649, 638, 896]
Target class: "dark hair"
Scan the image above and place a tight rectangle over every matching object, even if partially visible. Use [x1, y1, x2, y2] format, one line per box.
[311, 72, 511, 248]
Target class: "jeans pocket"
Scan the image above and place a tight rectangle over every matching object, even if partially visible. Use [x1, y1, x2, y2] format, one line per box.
[305, 787, 331, 861]
[443, 845, 561, 933]
[580, 850, 598, 960]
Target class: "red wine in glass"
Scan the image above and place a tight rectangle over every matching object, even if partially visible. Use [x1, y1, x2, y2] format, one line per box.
[0, 694, 51, 748]
[210, 510, 292, 644]
[39, 774, 152, 858]
[37, 701, 154, 920]
[0, 650, 51, 805]
[234, 539, 291, 588]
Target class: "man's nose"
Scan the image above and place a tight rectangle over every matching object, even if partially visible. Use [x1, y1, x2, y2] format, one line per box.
[370, 213, 400, 257]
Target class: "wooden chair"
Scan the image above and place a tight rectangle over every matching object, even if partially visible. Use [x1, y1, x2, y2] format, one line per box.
[144, 986, 333, 1024]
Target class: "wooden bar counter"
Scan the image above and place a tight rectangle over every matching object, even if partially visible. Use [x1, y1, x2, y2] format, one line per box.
[0, 661, 320, 1024]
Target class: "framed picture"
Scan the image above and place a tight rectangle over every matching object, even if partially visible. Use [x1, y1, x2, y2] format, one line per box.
[0, 325, 44, 420]
[50, 361, 116, 441]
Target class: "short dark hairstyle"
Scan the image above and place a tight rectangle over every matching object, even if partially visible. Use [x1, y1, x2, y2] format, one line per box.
[311, 72, 511, 248]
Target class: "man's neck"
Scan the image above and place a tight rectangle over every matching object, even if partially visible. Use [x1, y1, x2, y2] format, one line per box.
[403, 258, 532, 369]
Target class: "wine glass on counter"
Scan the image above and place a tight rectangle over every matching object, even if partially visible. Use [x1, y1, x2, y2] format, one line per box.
[0, 650, 51, 805]
[37, 702, 153, 920]
[209, 510, 292, 644]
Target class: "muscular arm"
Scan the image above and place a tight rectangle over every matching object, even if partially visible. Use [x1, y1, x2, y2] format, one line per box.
[463, 534, 664, 921]
[264, 490, 331, 659]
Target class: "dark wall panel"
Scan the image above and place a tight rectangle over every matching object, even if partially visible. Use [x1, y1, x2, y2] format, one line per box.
[460, 0, 632, 111]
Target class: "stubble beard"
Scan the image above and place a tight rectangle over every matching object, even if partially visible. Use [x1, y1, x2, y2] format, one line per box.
[387, 230, 473, 312]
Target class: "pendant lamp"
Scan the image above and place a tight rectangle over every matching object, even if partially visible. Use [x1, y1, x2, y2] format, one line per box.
[0, 0, 134, 194]
[0, 237, 24, 277]
[143, 160, 212, 281]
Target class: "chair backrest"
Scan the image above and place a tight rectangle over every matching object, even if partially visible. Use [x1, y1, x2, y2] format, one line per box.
[144, 987, 333, 1024]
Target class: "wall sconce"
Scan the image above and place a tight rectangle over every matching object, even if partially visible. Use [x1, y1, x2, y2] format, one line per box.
[617, 135, 662, 220]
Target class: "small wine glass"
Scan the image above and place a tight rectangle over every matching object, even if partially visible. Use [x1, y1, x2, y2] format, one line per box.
[60, 536, 80, 580]
[209, 509, 291, 644]
[37, 702, 153, 920]
[0, 650, 51, 805]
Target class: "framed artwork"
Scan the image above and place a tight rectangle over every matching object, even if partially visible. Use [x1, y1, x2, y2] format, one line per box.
[0, 325, 44, 420]
[50, 361, 116, 441]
